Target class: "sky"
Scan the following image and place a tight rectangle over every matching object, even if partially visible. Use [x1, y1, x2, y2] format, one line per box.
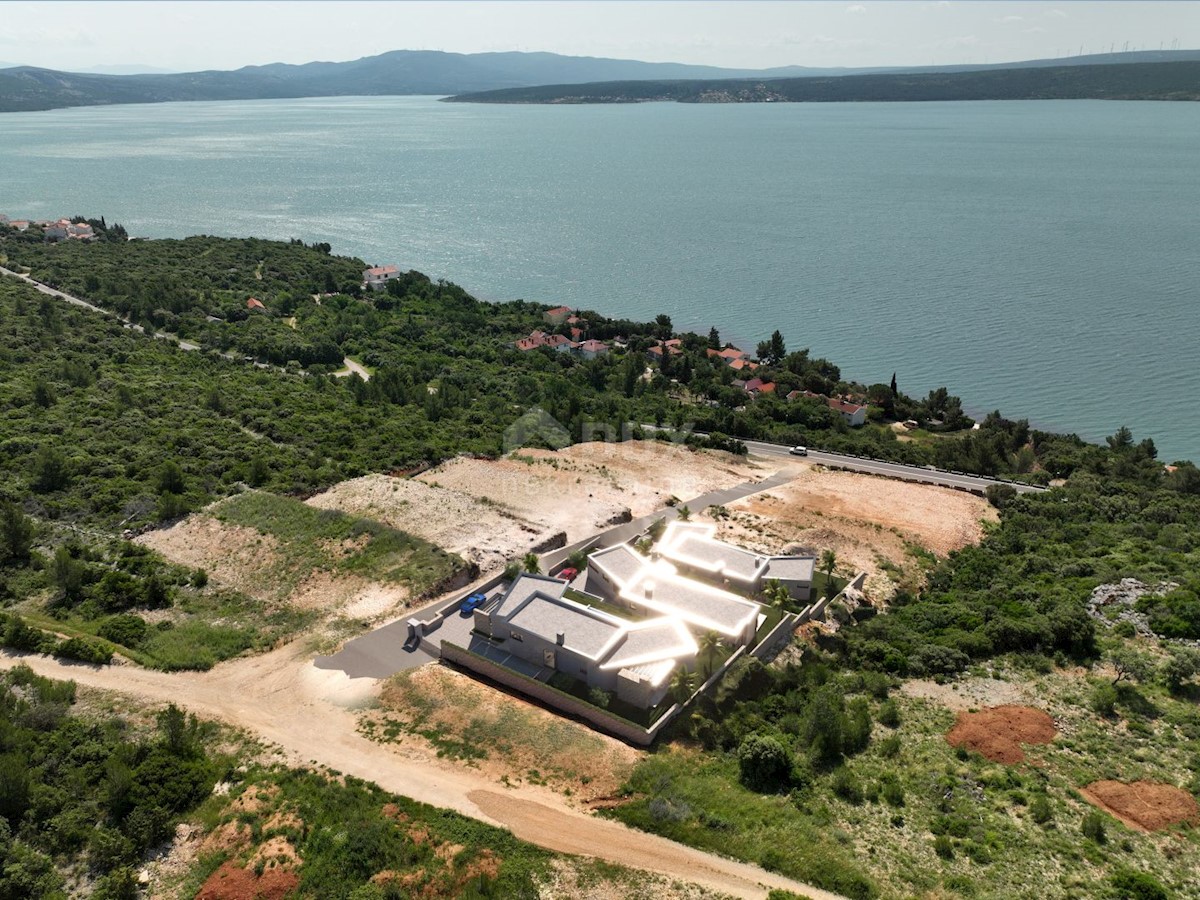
[3, 1, 1198, 72]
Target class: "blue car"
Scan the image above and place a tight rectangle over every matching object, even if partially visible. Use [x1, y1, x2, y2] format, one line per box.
[460, 592, 487, 614]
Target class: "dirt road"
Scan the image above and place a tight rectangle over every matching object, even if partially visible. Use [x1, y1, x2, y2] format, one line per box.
[0, 648, 841, 900]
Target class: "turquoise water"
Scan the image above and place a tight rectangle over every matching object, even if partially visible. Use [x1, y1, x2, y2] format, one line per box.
[2, 96, 1198, 461]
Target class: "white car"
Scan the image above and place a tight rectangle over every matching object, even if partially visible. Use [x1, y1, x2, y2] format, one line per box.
[789, 445, 808, 456]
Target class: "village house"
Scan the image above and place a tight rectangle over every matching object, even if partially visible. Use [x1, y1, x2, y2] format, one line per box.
[787, 390, 867, 426]
[647, 339, 683, 361]
[246, 298, 266, 311]
[42, 218, 95, 241]
[363, 265, 401, 289]
[743, 377, 776, 396]
[577, 339, 609, 360]
[543, 305, 573, 326]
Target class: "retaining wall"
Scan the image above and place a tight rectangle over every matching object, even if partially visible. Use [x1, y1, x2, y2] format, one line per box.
[440, 642, 666, 746]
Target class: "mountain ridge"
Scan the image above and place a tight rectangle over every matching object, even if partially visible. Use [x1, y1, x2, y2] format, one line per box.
[3, 47, 1200, 113]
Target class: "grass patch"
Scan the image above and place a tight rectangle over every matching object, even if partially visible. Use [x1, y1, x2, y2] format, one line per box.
[215, 490, 465, 595]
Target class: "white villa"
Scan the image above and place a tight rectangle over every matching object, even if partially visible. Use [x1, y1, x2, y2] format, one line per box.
[476, 574, 698, 708]
[656, 521, 814, 601]
[363, 265, 401, 289]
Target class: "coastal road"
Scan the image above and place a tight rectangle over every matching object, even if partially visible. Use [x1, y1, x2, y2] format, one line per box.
[743, 439, 1046, 495]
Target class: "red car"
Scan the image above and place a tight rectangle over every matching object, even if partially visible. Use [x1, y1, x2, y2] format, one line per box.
[557, 567, 578, 582]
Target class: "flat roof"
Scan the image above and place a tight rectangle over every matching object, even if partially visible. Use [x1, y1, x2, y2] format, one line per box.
[763, 556, 816, 582]
[506, 592, 622, 660]
[493, 573, 566, 617]
[601, 618, 697, 670]
[620, 565, 760, 638]
[588, 544, 648, 585]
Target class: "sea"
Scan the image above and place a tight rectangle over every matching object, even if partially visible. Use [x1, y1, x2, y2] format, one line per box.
[2, 96, 1198, 461]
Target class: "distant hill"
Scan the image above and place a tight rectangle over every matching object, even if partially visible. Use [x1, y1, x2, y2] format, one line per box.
[448, 61, 1200, 105]
[2, 48, 1199, 113]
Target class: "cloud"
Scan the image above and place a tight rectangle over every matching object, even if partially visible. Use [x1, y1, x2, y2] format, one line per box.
[845, 4, 867, 14]
[1045, 8, 1068, 18]
[999, 15, 1024, 23]
[1022, 26, 1047, 35]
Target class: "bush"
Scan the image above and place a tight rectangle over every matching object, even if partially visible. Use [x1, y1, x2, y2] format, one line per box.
[880, 776, 905, 808]
[1091, 681, 1119, 718]
[877, 699, 900, 728]
[1109, 868, 1169, 900]
[877, 735, 901, 759]
[831, 767, 863, 804]
[737, 733, 793, 793]
[934, 835, 954, 859]
[1029, 794, 1053, 825]
[97, 614, 149, 649]
[55, 636, 113, 665]
[1081, 810, 1107, 844]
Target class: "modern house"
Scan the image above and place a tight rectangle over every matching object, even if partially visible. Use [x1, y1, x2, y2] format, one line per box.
[543, 305, 573, 326]
[586, 544, 763, 646]
[42, 219, 94, 241]
[656, 521, 814, 602]
[476, 574, 697, 708]
[363, 265, 401, 289]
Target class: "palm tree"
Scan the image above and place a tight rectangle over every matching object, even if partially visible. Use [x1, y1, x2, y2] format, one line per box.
[764, 578, 790, 611]
[677, 505, 691, 522]
[699, 630, 724, 676]
[670, 668, 696, 704]
[522, 552, 540, 574]
[820, 549, 838, 598]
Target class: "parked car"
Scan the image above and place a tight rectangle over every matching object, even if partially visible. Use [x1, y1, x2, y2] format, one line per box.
[460, 592, 487, 614]
[557, 567, 578, 582]
[789, 445, 808, 456]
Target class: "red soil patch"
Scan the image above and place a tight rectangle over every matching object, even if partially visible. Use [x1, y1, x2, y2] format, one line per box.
[195, 860, 299, 900]
[1081, 780, 1200, 832]
[944, 705, 1057, 764]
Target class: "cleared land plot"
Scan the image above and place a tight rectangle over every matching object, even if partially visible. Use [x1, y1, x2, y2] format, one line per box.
[417, 442, 776, 543]
[363, 665, 640, 802]
[305, 474, 559, 573]
[1081, 780, 1200, 832]
[714, 467, 997, 597]
[944, 705, 1058, 764]
[140, 490, 466, 623]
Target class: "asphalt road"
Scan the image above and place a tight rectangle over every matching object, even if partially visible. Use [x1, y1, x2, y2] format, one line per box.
[742, 439, 1046, 495]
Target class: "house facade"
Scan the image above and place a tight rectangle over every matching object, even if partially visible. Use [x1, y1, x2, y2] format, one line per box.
[476, 574, 697, 708]
[363, 265, 401, 289]
[543, 305, 573, 326]
[656, 521, 814, 602]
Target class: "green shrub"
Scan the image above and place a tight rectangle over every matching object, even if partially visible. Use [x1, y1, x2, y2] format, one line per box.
[1109, 868, 1169, 900]
[1029, 794, 1053, 825]
[55, 636, 113, 665]
[737, 733, 793, 793]
[97, 614, 149, 649]
[1091, 681, 1119, 717]
[831, 768, 863, 805]
[934, 835, 954, 859]
[1081, 810, 1108, 844]
[876, 699, 900, 728]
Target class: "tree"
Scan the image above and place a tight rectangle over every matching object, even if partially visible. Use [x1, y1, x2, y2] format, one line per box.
[522, 552, 540, 574]
[1160, 646, 1200, 694]
[769, 329, 786, 364]
[0, 502, 34, 562]
[51, 547, 84, 604]
[670, 667, 695, 703]
[764, 578, 791, 611]
[737, 733, 793, 792]
[32, 445, 69, 493]
[820, 549, 838, 597]
[156, 460, 185, 495]
[676, 504, 691, 522]
[890, 372, 897, 397]
[1107, 646, 1153, 686]
[1106, 426, 1135, 453]
[708, 326, 721, 350]
[653, 313, 673, 339]
[699, 631, 724, 676]
[247, 456, 269, 488]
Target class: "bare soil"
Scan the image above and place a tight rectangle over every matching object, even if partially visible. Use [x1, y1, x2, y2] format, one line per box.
[418, 442, 774, 544]
[901, 677, 1030, 711]
[373, 665, 639, 801]
[305, 474, 559, 574]
[716, 467, 995, 597]
[1080, 780, 1200, 832]
[195, 861, 299, 900]
[945, 705, 1057, 764]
